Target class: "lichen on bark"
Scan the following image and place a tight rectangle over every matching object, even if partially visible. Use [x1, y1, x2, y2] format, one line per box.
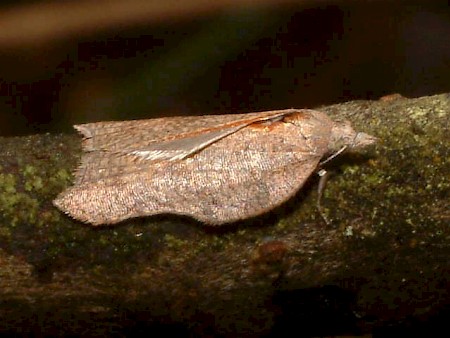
[0, 94, 448, 336]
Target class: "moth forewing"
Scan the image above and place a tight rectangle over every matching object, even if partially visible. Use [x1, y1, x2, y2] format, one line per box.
[124, 111, 296, 162]
[127, 126, 246, 161]
[75, 109, 299, 156]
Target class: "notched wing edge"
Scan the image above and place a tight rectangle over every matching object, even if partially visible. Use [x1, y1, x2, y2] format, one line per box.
[74, 124, 96, 152]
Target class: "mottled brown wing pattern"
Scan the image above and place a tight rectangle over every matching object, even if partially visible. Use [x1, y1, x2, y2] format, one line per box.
[54, 111, 334, 225]
[73, 109, 300, 184]
[76, 109, 298, 153]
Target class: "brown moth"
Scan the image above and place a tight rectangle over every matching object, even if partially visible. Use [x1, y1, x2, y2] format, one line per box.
[53, 109, 376, 225]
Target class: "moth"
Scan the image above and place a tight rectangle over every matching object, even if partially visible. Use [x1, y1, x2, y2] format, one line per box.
[53, 109, 376, 225]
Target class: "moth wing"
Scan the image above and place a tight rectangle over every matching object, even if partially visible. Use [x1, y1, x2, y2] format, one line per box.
[179, 155, 323, 224]
[125, 125, 248, 161]
[54, 112, 332, 225]
[72, 109, 299, 183]
[54, 155, 322, 225]
[74, 109, 298, 154]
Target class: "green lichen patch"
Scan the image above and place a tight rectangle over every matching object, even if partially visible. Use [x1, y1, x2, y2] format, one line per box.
[321, 94, 449, 248]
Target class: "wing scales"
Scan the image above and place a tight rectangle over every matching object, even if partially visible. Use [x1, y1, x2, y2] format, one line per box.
[54, 114, 332, 225]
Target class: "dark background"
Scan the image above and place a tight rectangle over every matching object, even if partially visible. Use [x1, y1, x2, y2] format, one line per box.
[0, 0, 449, 136]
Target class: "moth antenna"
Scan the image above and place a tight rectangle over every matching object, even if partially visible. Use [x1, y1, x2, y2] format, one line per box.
[319, 145, 348, 166]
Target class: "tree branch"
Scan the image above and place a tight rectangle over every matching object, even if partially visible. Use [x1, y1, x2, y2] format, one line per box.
[0, 93, 448, 335]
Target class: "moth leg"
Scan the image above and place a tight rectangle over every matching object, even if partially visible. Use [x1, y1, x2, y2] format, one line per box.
[316, 145, 349, 224]
[316, 169, 331, 225]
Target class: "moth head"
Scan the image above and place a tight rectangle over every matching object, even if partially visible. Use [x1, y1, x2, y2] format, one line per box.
[329, 120, 377, 153]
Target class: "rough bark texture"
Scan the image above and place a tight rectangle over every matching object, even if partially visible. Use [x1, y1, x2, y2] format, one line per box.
[0, 94, 448, 336]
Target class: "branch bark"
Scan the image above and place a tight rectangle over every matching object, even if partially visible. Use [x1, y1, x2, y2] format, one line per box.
[0, 93, 448, 336]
